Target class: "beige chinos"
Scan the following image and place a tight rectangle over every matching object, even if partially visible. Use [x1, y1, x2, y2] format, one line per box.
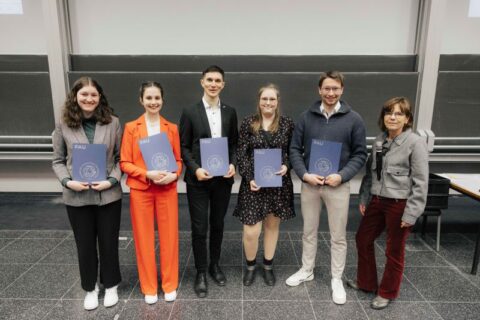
[300, 181, 350, 279]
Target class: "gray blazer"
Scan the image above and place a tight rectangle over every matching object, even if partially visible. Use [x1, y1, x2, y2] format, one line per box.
[359, 129, 429, 225]
[52, 116, 123, 207]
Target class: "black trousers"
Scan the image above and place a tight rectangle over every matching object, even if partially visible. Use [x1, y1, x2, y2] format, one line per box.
[66, 199, 122, 291]
[186, 178, 232, 272]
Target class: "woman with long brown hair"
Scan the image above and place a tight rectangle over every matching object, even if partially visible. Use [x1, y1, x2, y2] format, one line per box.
[52, 77, 122, 310]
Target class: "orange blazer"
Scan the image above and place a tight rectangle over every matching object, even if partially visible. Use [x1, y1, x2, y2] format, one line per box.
[120, 114, 182, 191]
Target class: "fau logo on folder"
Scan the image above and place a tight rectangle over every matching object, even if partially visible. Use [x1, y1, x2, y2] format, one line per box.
[308, 140, 342, 177]
[138, 133, 178, 172]
[200, 137, 229, 176]
[72, 143, 107, 183]
[254, 148, 282, 187]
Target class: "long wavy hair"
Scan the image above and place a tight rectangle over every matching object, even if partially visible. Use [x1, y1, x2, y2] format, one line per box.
[251, 84, 281, 134]
[62, 77, 114, 128]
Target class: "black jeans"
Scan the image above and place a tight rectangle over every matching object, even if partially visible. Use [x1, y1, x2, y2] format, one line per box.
[186, 178, 232, 272]
[66, 199, 122, 291]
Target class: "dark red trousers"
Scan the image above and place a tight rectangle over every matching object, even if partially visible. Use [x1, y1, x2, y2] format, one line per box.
[356, 196, 411, 299]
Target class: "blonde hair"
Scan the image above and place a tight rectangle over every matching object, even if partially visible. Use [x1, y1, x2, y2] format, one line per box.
[251, 84, 280, 134]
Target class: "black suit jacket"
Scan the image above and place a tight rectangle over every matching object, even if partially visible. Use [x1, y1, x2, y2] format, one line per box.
[179, 100, 238, 186]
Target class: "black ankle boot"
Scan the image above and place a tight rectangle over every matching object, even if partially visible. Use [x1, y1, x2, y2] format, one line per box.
[263, 267, 275, 286]
[243, 266, 256, 286]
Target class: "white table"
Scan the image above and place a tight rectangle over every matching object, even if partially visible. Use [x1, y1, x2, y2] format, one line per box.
[439, 174, 480, 274]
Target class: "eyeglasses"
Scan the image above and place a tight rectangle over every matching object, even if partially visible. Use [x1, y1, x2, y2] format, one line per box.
[260, 97, 277, 102]
[321, 87, 342, 93]
[384, 111, 405, 118]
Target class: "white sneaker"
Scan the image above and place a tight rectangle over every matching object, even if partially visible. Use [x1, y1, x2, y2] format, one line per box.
[285, 268, 314, 287]
[84, 284, 99, 311]
[164, 290, 177, 302]
[104, 285, 119, 307]
[145, 294, 158, 305]
[331, 278, 346, 305]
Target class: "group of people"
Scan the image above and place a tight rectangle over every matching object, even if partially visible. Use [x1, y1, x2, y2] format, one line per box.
[52, 66, 429, 312]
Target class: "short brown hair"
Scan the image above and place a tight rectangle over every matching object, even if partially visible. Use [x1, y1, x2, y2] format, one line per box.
[378, 96, 413, 132]
[318, 71, 345, 88]
[202, 65, 225, 80]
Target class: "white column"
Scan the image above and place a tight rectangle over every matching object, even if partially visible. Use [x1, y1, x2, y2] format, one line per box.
[414, 0, 447, 131]
[41, 0, 71, 123]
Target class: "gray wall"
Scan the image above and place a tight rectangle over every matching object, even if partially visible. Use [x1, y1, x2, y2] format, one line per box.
[68, 0, 419, 55]
[441, 0, 480, 53]
[0, 0, 46, 54]
[0, 0, 479, 192]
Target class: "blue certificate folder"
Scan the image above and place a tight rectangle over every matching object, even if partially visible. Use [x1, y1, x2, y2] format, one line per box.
[308, 140, 342, 177]
[138, 133, 178, 172]
[254, 148, 282, 188]
[200, 137, 229, 176]
[72, 143, 107, 183]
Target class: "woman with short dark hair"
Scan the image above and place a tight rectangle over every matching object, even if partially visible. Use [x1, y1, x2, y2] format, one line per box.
[349, 97, 428, 309]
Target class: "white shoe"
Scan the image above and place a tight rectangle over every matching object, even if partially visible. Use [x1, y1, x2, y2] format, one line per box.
[104, 285, 119, 307]
[331, 278, 346, 305]
[84, 284, 99, 311]
[285, 268, 314, 287]
[164, 290, 177, 302]
[145, 294, 158, 305]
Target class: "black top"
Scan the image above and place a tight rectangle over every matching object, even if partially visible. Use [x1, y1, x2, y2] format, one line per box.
[233, 115, 296, 225]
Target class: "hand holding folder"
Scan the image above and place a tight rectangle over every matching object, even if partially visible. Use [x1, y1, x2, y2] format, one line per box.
[200, 137, 229, 177]
[72, 143, 107, 184]
[254, 148, 282, 188]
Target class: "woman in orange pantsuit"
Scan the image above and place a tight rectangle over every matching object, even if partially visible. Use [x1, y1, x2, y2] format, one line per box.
[120, 82, 182, 304]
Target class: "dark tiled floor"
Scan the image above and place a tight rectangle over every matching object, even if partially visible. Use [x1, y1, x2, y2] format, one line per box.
[1, 230, 480, 319]
[1, 193, 480, 319]
[1, 194, 480, 234]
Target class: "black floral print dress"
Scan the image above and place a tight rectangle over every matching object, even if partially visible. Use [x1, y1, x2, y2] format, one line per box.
[233, 115, 296, 225]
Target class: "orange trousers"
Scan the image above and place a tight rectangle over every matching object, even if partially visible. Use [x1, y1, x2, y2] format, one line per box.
[130, 185, 179, 295]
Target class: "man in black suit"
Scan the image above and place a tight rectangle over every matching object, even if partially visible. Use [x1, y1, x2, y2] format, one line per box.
[179, 65, 238, 298]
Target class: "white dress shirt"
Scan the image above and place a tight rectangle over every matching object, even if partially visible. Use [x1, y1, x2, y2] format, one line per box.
[145, 115, 160, 136]
[202, 97, 222, 138]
